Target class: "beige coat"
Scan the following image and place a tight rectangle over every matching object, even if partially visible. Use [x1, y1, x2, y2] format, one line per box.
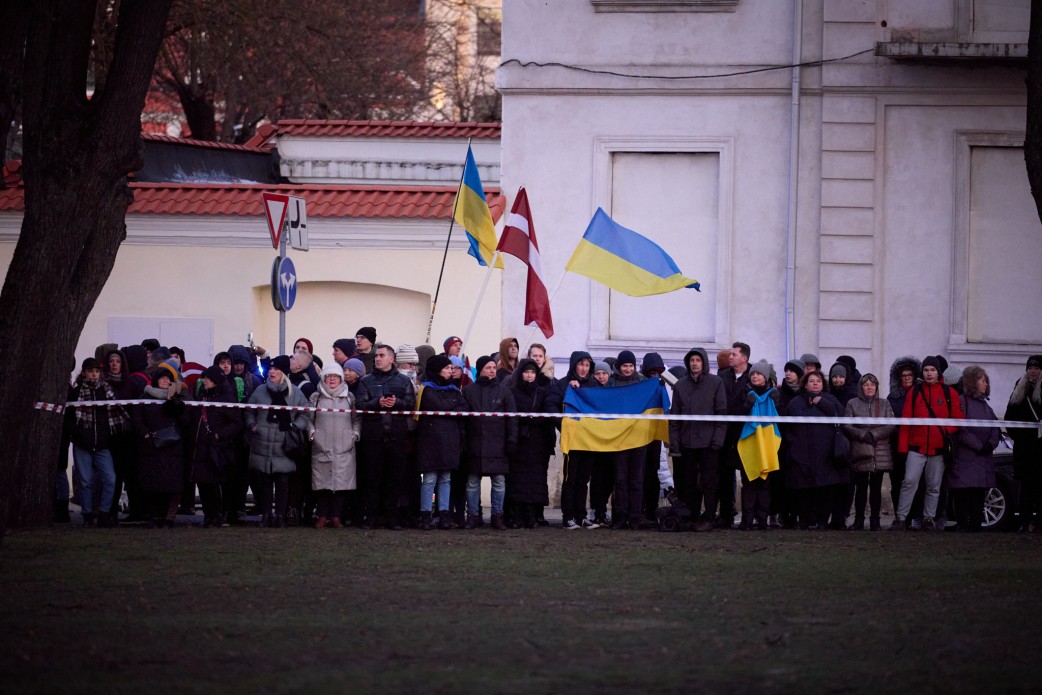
[308, 381, 361, 491]
[842, 394, 896, 473]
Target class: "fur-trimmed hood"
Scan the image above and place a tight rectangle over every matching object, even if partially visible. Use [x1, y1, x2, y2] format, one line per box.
[889, 355, 922, 397]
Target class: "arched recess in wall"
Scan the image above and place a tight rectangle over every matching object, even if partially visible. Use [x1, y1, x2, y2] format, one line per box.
[251, 281, 432, 358]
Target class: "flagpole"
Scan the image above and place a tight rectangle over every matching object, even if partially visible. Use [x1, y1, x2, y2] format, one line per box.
[426, 137, 473, 344]
[460, 249, 501, 355]
[519, 270, 568, 348]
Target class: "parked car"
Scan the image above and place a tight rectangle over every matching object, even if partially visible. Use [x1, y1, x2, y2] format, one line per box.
[982, 434, 1019, 531]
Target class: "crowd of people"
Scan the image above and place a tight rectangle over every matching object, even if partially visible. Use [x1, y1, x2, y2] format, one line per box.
[60, 327, 1042, 534]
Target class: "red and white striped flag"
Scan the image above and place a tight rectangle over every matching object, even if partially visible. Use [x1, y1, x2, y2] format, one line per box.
[497, 187, 554, 338]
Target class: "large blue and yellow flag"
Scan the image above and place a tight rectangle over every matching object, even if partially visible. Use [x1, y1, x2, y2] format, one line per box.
[565, 208, 699, 296]
[453, 146, 503, 268]
[737, 390, 781, 481]
[561, 379, 670, 454]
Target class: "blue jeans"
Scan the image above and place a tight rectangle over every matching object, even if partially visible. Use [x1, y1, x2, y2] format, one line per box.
[467, 474, 505, 516]
[421, 471, 452, 512]
[72, 445, 115, 514]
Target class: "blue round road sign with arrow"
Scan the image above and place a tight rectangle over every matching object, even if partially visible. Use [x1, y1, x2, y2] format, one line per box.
[274, 256, 297, 311]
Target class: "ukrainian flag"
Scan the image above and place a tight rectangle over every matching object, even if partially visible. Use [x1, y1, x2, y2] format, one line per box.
[453, 147, 503, 268]
[561, 379, 670, 454]
[565, 208, 699, 296]
[737, 391, 782, 481]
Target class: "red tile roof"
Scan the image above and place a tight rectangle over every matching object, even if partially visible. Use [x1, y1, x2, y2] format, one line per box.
[0, 181, 505, 222]
[274, 120, 501, 139]
[142, 133, 274, 152]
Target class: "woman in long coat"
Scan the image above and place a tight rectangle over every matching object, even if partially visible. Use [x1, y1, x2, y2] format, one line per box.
[132, 370, 187, 527]
[948, 366, 1001, 532]
[308, 362, 361, 528]
[245, 355, 310, 527]
[784, 371, 848, 530]
[462, 356, 518, 529]
[842, 374, 896, 531]
[187, 366, 243, 527]
[507, 359, 555, 528]
[415, 355, 467, 530]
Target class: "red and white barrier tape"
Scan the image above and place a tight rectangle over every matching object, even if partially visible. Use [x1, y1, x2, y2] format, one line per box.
[31, 399, 1042, 431]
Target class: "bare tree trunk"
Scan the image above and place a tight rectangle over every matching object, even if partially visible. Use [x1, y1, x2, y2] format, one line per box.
[1026, 0, 1042, 221]
[0, 0, 171, 541]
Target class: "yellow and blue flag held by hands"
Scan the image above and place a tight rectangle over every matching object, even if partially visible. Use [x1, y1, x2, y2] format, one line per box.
[737, 390, 782, 481]
[565, 208, 699, 296]
[561, 379, 670, 454]
[453, 146, 503, 268]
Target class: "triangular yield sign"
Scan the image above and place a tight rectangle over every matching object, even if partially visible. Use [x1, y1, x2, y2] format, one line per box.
[262, 192, 290, 249]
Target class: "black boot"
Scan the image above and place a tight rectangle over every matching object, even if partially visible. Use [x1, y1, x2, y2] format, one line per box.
[869, 516, 880, 531]
[418, 511, 433, 530]
[854, 516, 865, 530]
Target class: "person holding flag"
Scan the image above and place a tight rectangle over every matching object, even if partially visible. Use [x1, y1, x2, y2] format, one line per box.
[736, 360, 782, 530]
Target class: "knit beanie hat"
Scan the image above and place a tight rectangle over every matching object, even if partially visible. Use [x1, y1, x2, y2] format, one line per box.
[799, 353, 821, 370]
[616, 350, 637, 367]
[417, 344, 436, 371]
[943, 364, 964, 386]
[448, 356, 465, 369]
[784, 359, 806, 379]
[750, 360, 772, 381]
[343, 358, 366, 378]
[829, 363, 847, 379]
[295, 337, 314, 354]
[921, 355, 943, 373]
[321, 362, 344, 380]
[355, 327, 377, 344]
[271, 355, 292, 374]
[396, 344, 419, 365]
[425, 354, 452, 377]
[594, 361, 611, 376]
[82, 357, 101, 371]
[443, 336, 463, 351]
[476, 355, 495, 375]
[202, 366, 225, 384]
[1028, 355, 1042, 369]
[333, 338, 356, 356]
[141, 338, 160, 352]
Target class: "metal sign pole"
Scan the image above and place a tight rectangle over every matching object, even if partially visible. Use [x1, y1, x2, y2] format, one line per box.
[279, 233, 287, 356]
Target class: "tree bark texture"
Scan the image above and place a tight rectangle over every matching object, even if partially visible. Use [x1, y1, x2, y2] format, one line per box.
[1026, 0, 1042, 222]
[0, 0, 171, 539]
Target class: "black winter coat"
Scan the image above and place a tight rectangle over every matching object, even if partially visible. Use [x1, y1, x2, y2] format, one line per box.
[356, 367, 416, 442]
[784, 391, 848, 489]
[131, 390, 187, 494]
[186, 384, 243, 485]
[508, 379, 554, 504]
[416, 383, 467, 473]
[463, 377, 518, 476]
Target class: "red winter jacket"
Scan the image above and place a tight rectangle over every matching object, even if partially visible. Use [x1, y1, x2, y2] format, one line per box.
[897, 382, 962, 455]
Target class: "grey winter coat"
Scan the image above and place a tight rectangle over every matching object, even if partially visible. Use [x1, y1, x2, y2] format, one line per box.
[245, 377, 310, 475]
[842, 389, 896, 473]
[947, 392, 1000, 489]
[308, 380, 361, 491]
[668, 348, 727, 452]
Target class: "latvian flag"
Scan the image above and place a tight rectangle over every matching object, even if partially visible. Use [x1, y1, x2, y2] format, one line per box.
[496, 187, 554, 338]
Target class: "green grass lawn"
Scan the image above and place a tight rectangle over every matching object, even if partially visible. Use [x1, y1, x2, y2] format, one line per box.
[2, 526, 1041, 693]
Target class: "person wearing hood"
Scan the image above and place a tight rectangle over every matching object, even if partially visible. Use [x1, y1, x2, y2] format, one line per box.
[415, 344, 437, 381]
[1005, 355, 1042, 532]
[604, 350, 647, 530]
[887, 355, 922, 523]
[946, 366, 1001, 532]
[186, 366, 243, 527]
[131, 366, 188, 528]
[586, 359, 616, 524]
[414, 354, 467, 530]
[894, 355, 963, 531]
[546, 350, 601, 529]
[736, 360, 780, 530]
[828, 363, 856, 407]
[66, 357, 129, 527]
[461, 355, 518, 529]
[223, 346, 263, 525]
[495, 337, 520, 383]
[783, 371, 848, 529]
[245, 355, 310, 527]
[505, 358, 555, 529]
[228, 345, 263, 398]
[799, 353, 822, 375]
[307, 362, 362, 529]
[668, 347, 728, 532]
[355, 344, 416, 530]
[841, 374, 896, 530]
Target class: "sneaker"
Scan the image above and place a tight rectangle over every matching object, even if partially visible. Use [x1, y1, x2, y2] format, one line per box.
[580, 517, 600, 529]
[889, 518, 905, 531]
[909, 518, 922, 531]
[562, 519, 580, 530]
[921, 517, 935, 531]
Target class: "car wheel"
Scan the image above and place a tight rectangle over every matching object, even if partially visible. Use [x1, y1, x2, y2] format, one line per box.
[982, 482, 1012, 531]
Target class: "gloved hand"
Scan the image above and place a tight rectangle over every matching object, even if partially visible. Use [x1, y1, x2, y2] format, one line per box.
[744, 392, 757, 408]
